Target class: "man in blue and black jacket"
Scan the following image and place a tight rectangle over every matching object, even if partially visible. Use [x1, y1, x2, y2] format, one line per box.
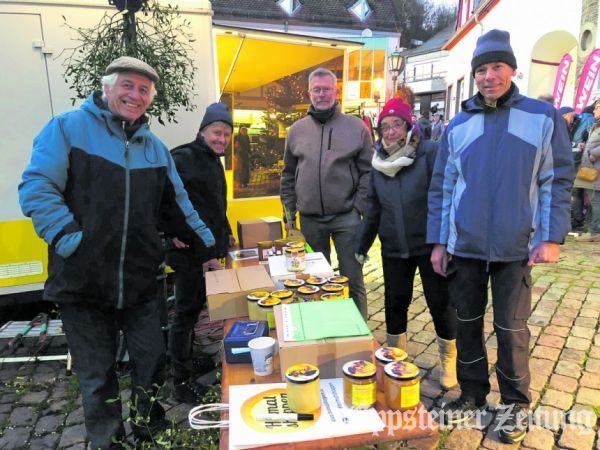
[19, 57, 215, 449]
[427, 30, 573, 444]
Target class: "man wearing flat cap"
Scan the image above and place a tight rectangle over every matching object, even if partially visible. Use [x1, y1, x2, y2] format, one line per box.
[19, 56, 215, 449]
[427, 30, 573, 443]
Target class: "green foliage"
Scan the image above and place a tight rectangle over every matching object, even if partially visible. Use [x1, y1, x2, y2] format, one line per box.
[61, 1, 197, 125]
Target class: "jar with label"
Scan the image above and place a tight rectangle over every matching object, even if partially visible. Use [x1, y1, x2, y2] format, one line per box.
[274, 238, 289, 255]
[257, 240, 273, 261]
[247, 291, 270, 321]
[285, 363, 321, 414]
[257, 297, 281, 329]
[342, 360, 377, 409]
[285, 246, 306, 272]
[374, 347, 407, 391]
[328, 274, 349, 298]
[384, 361, 420, 411]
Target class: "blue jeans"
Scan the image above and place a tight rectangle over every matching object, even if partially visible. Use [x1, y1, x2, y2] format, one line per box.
[59, 300, 166, 449]
[300, 210, 367, 318]
[586, 189, 600, 234]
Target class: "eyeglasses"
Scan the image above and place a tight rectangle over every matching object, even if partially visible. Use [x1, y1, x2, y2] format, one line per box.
[380, 120, 405, 134]
[310, 87, 334, 94]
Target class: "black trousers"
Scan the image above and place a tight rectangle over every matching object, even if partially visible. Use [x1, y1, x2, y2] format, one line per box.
[382, 254, 456, 339]
[60, 300, 166, 450]
[447, 256, 532, 407]
[168, 260, 206, 383]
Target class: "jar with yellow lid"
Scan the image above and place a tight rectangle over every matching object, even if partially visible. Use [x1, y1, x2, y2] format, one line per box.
[342, 360, 377, 409]
[247, 291, 270, 321]
[270, 289, 295, 304]
[257, 297, 281, 329]
[296, 284, 320, 301]
[375, 347, 407, 391]
[384, 361, 420, 411]
[285, 246, 306, 272]
[327, 275, 349, 298]
[285, 363, 321, 414]
[273, 238, 289, 255]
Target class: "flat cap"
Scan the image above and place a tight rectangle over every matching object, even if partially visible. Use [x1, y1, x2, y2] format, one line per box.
[105, 56, 159, 84]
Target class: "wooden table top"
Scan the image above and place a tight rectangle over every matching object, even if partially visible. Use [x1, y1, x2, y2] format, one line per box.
[219, 319, 438, 450]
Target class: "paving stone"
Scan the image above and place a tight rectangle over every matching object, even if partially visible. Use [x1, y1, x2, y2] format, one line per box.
[372, 329, 387, 345]
[529, 358, 555, 377]
[419, 378, 442, 400]
[19, 390, 49, 405]
[413, 352, 438, 370]
[407, 321, 427, 333]
[9, 405, 38, 427]
[532, 405, 564, 431]
[59, 423, 87, 448]
[540, 389, 573, 410]
[29, 433, 61, 449]
[567, 404, 597, 428]
[0, 427, 32, 449]
[528, 314, 551, 326]
[444, 427, 484, 450]
[542, 325, 570, 337]
[558, 424, 595, 449]
[554, 360, 582, 378]
[551, 315, 575, 327]
[531, 345, 561, 361]
[556, 307, 579, 318]
[589, 346, 600, 359]
[560, 348, 587, 364]
[574, 317, 598, 328]
[584, 358, 600, 373]
[406, 341, 427, 356]
[412, 330, 436, 345]
[521, 425, 555, 450]
[0, 392, 18, 404]
[529, 373, 548, 391]
[535, 334, 565, 348]
[369, 311, 386, 322]
[66, 406, 84, 425]
[579, 308, 600, 318]
[35, 412, 64, 433]
[548, 374, 578, 393]
[48, 399, 68, 413]
[405, 433, 440, 450]
[570, 326, 596, 339]
[565, 336, 592, 351]
[575, 387, 600, 406]
[579, 372, 600, 389]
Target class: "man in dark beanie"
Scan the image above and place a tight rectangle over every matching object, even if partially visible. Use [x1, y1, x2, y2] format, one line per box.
[427, 29, 573, 443]
[166, 102, 235, 404]
[19, 57, 215, 449]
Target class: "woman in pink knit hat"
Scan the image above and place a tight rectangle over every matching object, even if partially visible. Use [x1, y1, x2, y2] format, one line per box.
[355, 97, 457, 389]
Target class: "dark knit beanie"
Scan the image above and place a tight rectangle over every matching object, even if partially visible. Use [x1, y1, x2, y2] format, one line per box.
[199, 102, 233, 131]
[471, 29, 517, 75]
[378, 97, 413, 127]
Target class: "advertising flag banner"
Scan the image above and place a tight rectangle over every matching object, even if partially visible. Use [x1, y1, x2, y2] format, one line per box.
[574, 48, 600, 113]
[553, 53, 572, 109]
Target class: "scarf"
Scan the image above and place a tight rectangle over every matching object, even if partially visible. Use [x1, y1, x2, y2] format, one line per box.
[308, 102, 338, 123]
[371, 130, 419, 178]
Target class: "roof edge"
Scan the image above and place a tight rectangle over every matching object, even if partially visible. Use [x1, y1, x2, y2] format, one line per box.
[442, 0, 501, 51]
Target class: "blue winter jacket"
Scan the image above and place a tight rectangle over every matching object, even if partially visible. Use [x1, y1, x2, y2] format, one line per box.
[427, 84, 574, 261]
[19, 93, 214, 308]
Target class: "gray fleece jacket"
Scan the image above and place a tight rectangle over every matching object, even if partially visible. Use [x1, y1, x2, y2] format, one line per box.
[280, 106, 373, 218]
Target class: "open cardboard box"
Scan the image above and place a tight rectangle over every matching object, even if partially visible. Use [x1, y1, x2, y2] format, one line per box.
[206, 265, 274, 321]
[237, 217, 283, 249]
[268, 252, 335, 281]
[273, 304, 375, 380]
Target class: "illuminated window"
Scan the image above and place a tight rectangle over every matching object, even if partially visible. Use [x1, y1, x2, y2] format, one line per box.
[348, 0, 372, 22]
[347, 48, 385, 100]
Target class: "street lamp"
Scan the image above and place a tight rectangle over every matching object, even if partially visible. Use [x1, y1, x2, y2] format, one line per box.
[388, 47, 405, 97]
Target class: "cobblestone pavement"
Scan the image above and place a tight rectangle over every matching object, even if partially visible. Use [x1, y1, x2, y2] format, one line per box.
[0, 235, 599, 449]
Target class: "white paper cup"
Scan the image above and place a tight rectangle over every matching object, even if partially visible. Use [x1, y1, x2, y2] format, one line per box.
[248, 336, 276, 376]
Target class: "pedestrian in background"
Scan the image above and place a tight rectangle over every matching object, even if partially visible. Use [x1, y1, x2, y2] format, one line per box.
[19, 57, 215, 449]
[427, 30, 573, 443]
[234, 125, 251, 188]
[431, 112, 445, 141]
[167, 102, 235, 403]
[355, 97, 457, 389]
[280, 67, 373, 318]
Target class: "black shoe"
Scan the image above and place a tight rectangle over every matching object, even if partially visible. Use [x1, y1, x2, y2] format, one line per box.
[171, 380, 208, 405]
[439, 396, 487, 425]
[192, 356, 215, 376]
[497, 404, 528, 444]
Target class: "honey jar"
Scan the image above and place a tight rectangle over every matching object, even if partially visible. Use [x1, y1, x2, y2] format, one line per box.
[342, 360, 377, 409]
[285, 246, 306, 272]
[374, 347, 407, 391]
[285, 363, 321, 414]
[297, 284, 320, 301]
[257, 240, 273, 261]
[384, 361, 420, 411]
[274, 238, 289, 255]
[246, 291, 270, 321]
[257, 297, 281, 329]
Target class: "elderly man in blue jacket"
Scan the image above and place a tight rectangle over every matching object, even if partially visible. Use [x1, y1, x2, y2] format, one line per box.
[427, 30, 573, 444]
[19, 57, 215, 449]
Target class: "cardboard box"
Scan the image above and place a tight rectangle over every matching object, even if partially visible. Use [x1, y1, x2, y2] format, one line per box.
[273, 304, 375, 380]
[237, 217, 283, 249]
[206, 265, 275, 321]
[223, 320, 269, 363]
[268, 252, 335, 281]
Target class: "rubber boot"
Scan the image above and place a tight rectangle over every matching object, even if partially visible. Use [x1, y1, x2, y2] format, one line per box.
[386, 333, 407, 350]
[437, 336, 458, 389]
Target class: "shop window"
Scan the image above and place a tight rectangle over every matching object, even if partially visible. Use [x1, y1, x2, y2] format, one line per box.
[347, 48, 385, 101]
